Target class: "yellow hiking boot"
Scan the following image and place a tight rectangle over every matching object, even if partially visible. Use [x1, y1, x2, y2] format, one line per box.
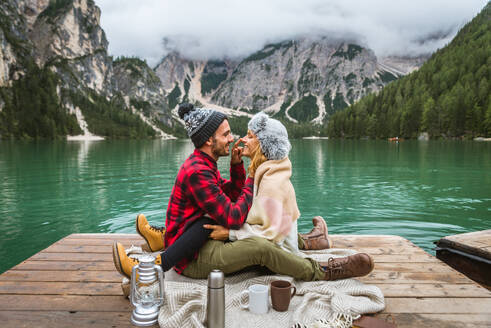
[135, 214, 165, 252]
[112, 242, 162, 279]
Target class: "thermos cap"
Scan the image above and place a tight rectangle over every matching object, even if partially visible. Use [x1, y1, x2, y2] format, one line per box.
[208, 269, 224, 288]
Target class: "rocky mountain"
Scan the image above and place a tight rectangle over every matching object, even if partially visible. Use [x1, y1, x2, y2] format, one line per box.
[0, 0, 429, 140]
[155, 38, 426, 125]
[0, 0, 177, 139]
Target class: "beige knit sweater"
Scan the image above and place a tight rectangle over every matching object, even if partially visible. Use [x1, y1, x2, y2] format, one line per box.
[229, 158, 300, 248]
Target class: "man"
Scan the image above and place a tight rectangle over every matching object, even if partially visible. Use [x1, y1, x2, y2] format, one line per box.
[113, 104, 374, 281]
[113, 103, 254, 276]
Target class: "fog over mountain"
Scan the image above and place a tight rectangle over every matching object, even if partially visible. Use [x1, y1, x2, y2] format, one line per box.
[96, 0, 487, 66]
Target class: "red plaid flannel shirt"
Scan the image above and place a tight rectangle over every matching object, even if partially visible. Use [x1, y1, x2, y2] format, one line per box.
[165, 149, 254, 273]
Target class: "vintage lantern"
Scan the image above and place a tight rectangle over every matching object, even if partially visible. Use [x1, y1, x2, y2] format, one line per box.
[130, 254, 165, 326]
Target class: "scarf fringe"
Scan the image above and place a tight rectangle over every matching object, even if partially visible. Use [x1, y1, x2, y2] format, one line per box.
[292, 312, 358, 328]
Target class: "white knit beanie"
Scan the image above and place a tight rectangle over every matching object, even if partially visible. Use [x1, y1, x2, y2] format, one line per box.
[248, 112, 291, 160]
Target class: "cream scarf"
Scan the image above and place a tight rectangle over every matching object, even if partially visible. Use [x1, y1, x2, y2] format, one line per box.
[229, 158, 300, 245]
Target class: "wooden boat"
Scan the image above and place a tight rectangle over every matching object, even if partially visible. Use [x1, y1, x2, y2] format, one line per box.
[435, 229, 491, 290]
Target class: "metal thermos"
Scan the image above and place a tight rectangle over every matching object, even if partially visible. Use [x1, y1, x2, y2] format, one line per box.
[206, 269, 225, 328]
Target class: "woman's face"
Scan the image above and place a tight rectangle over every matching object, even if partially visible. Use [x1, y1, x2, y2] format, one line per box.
[241, 130, 259, 158]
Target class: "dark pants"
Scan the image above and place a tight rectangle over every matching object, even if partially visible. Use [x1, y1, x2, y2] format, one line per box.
[160, 217, 214, 272]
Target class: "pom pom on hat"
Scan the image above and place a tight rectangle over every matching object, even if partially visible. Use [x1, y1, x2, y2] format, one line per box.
[248, 112, 291, 160]
[178, 103, 195, 120]
[178, 103, 227, 148]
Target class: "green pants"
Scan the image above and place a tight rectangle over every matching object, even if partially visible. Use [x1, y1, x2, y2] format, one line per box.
[182, 237, 325, 281]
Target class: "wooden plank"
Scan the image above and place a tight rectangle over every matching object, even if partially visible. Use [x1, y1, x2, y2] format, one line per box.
[0, 295, 132, 312]
[5, 295, 489, 315]
[374, 262, 459, 273]
[376, 283, 490, 298]
[438, 229, 491, 260]
[369, 254, 438, 263]
[65, 233, 144, 239]
[1, 311, 489, 328]
[0, 269, 475, 286]
[27, 251, 440, 263]
[25, 251, 439, 264]
[43, 243, 427, 255]
[56, 239, 144, 246]
[66, 233, 408, 242]
[383, 297, 491, 314]
[2, 281, 486, 298]
[332, 239, 411, 248]
[0, 281, 123, 296]
[359, 271, 473, 284]
[29, 252, 440, 263]
[436, 230, 491, 287]
[29, 252, 112, 262]
[65, 233, 409, 241]
[10, 261, 117, 271]
[60, 234, 409, 248]
[11, 260, 453, 273]
[0, 270, 121, 283]
[43, 245, 115, 253]
[445, 229, 490, 241]
[374, 313, 491, 328]
[0, 311, 134, 328]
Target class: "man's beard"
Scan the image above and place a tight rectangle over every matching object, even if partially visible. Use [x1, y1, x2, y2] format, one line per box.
[211, 137, 228, 158]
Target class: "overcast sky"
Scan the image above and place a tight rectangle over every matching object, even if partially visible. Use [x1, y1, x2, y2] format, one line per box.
[95, 0, 487, 67]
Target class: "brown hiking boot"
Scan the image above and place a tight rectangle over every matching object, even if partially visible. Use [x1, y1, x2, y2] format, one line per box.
[136, 214, 165, 252]
[300, 216, 333, 250]
[319, 253, 374, 281]
[112, 242, 162, 279]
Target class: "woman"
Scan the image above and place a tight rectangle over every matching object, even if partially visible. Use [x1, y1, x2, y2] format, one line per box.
[204, 112, 332, 253]
[114, 112, 332, 278]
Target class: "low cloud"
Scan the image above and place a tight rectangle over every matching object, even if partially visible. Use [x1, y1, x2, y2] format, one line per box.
[96, 0, 487, 66]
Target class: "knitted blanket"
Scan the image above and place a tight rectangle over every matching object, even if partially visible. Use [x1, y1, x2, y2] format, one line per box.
[153, 248, 385, 328]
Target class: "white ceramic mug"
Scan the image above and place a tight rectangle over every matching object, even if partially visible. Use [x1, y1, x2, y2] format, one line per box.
[239, 284, 269, 314]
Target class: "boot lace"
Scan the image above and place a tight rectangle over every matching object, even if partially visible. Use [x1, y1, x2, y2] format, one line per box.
[326, 257, 351, 280]
[149, 225, 165, 233]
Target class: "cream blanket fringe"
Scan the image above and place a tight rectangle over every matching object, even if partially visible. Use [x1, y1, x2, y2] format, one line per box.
[124, 247, 385, 328]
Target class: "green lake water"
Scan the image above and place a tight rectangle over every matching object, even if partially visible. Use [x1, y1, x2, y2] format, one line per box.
[0, 139, 490, 274]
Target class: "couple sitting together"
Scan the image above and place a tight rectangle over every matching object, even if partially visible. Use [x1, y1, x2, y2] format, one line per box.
[113, 103, 374, 281]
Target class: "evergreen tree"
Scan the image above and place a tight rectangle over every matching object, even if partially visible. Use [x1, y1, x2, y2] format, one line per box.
[327, 3, 491, 139]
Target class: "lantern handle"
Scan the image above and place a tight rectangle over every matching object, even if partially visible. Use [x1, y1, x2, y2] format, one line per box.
[130, 264, 139, 307]
[154, 264, 165, 306]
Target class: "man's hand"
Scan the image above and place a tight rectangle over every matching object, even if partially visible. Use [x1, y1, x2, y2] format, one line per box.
[230, 138, 244, 165]
[204, 224, 230, 241]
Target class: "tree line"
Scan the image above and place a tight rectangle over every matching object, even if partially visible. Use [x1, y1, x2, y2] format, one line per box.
[326, 4, 491, 139]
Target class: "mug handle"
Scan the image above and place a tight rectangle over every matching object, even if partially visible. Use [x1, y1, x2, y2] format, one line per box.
[290, 286, 297, 298]
[240, 290, 249, 309]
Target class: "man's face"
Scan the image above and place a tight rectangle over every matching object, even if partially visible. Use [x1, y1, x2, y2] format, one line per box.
[211, 120, 234, 158]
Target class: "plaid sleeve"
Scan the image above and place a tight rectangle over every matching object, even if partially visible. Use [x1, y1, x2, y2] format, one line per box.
[188, 166, 254, 229]
[219, 162, 246, 202]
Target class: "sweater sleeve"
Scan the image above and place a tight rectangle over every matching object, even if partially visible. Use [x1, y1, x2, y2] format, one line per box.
[228, 223, 268, 241]
[188, 165, 254, 229]
[219, 162, 246, 201]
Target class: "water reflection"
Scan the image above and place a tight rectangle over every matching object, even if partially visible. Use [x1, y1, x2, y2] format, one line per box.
[0, 139, 490, 274]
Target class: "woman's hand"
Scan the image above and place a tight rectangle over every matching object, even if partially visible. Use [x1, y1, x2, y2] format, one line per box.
[204, 224, 230, 241]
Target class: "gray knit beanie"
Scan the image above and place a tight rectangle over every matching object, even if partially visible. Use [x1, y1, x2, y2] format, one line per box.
[248, 112, 291, 160]
[178, 103, 227, 148]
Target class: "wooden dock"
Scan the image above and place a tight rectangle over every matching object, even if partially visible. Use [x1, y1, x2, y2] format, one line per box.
[1, 233, 490, 327]
[436, 229, 491, 289]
